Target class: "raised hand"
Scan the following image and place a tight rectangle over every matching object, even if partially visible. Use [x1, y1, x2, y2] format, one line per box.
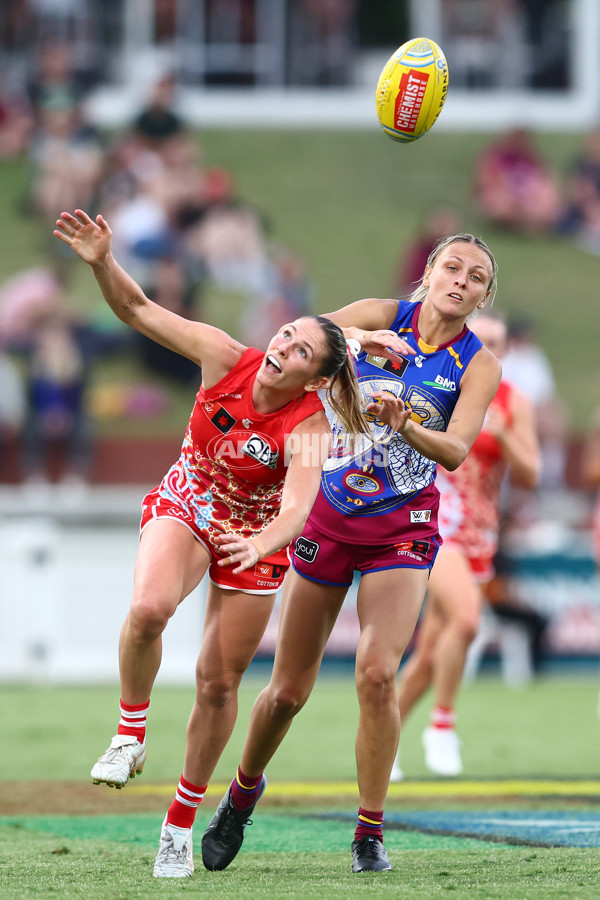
[54, 209, 112, 266]
[360, 329, 416, 361]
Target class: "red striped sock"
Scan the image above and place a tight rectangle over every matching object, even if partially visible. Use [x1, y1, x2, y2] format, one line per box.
[117, 699, 149, 743]
[230, 766, 264, 811]
[355, 807, 384, 842]
[166, 775, 207, 829]
[431, 705, 456, 729]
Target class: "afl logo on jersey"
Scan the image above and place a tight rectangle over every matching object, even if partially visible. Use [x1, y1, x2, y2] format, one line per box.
[343, 470, 384, 495]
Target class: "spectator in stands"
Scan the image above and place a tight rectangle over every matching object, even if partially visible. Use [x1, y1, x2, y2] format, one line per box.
[0, 337, 26, 476]
[182, 165, 271, 295]
[20, 303, 92, 487]
[132, 73, 185, 150]
[135, 255, 201, 386]
[582, 405, 600, 573]
[473, 127, 562, 234]
[28, 98, 103, 220]
[0, 73, 33, 158]
[502, 315, 568, 490]
[558, 127, 600, 254]
[241, 245, 313, 350]
[26, 39, 90, 125]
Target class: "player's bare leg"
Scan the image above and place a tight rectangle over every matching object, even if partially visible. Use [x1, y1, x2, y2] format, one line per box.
[183, 584, 277, 788]
[91, 520, 210, 788]
[352, 567, 426, 871]
[420, 549, 483, 776]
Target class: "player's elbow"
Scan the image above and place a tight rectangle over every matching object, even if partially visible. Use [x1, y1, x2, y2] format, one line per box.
[511, 458, 541, 490]
[440, 442, 470, 472]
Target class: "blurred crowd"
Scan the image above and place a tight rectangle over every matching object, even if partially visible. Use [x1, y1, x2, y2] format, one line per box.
[0, 30, 599, 560]
[0, 38, 312, 488]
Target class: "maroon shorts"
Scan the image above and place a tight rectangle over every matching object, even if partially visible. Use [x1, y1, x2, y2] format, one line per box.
[291, 517, 440, 587]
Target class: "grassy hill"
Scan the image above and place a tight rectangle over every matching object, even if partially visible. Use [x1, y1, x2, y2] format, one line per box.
[1, 128, 597, 434]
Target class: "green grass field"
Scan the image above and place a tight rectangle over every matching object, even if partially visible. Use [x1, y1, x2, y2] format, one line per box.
[2, 128, 600, 433]
[1, 674, 599, 898]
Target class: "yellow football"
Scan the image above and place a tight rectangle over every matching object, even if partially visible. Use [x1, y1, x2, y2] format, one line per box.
[375, 37, 449, 143]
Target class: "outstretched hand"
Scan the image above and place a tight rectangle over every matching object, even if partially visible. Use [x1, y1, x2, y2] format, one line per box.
[367, 391, 413, 434]
[359, 329, 416, 362]
[214, 533, 262, 574]
[54, 209, 112, 266]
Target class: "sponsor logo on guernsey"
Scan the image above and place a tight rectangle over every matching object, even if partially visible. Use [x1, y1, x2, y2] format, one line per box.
[295, 536, 319, 564]
[210, 404, 237, 433]
[254, 562, 284, 580]
[395, 70, 429, 132]
[423, 375, 457, 392]
[395, 540, 431, 556]
[242, 433, 279, 469]
[365, 354, 409, 377]
[410, 509, 432, 524]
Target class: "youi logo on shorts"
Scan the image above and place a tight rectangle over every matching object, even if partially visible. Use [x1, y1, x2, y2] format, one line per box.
[423, 375, 456, 392]
[410, 509, 432, 524]
[242, 433, 279, 469]
[294, 536, 319, 563]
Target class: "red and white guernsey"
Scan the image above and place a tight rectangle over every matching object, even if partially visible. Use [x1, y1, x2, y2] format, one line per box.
[141, 347, 323, 587]
[437, 379, 514, 580]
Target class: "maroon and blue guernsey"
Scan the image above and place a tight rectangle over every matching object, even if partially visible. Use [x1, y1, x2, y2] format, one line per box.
[311, 299, 483, 546]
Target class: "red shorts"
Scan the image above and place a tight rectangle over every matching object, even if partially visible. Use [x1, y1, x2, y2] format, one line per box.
[140, 489, 289, 595]
[291, 517, 440, 587]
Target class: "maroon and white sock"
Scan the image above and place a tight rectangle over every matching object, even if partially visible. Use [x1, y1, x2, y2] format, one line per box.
[230, 766, 264, 811]
[431, 705, 456, 730]
[354, 807, 384, 842]
[117, 699, 149, 744]
[166, 775, 207, 829]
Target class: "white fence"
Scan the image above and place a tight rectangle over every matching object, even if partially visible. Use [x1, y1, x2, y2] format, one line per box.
[0, 486, 597, 684]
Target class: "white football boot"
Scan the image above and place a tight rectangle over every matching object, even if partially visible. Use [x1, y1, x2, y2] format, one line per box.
[153, 818, 194, 878]
[90, 734, 147, 788]
[389, 756, 404, 782]
[422, 726, 463, 777]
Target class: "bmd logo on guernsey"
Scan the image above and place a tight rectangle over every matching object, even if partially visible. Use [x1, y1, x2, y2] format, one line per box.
[423, 375, 456, 392]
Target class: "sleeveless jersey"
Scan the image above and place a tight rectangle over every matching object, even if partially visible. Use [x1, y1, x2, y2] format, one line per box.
[146, 347, 323, 542]
[437, 379, 514, 562]
[312, 299, 483, 545]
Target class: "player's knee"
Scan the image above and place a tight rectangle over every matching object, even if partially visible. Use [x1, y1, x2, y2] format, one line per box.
[266, 683, 307, 721]
[197, 671, 240, 709]
[455, 612, 480, 646]
[356, 658, 397, 701]
[127, 597, 172, 638]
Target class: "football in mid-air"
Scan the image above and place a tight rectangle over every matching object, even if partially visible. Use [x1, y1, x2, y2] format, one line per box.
[375, 37, 449, 143]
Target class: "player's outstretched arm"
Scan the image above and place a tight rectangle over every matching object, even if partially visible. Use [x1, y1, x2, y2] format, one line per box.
[54, 209, 242, 372]
[324, 297, 415, 361]
[368, 346, 501, 471]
